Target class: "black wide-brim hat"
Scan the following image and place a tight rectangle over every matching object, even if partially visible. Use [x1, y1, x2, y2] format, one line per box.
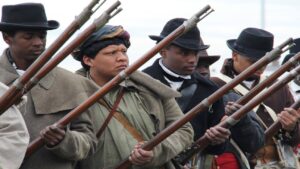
[149, 18, 209, 51]
[0, 3, 59, 32]
[197, 49, 220, 66]
[227, 27, 274, 60]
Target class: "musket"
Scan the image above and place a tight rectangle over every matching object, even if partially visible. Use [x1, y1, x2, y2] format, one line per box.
[265, 99, 300, 141]
[0, 0, 106, 115]
[25, 4, 213, 158]
[175, 50, 300, 165]
[112, 40, 293, 169]
[1, 1, 122, 117]
[176, 55, 300, 166]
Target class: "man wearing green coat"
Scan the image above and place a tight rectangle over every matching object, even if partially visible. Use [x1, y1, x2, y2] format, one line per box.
[0, 3, 99, 169]
[73, 25, 194, 169]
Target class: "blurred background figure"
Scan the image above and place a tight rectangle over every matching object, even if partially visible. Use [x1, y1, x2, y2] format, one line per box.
[195, 48, 220, 79]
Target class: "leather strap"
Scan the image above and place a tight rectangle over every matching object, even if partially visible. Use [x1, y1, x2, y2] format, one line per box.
[97, 87, 144, 142]
[96, 87, 125, 138]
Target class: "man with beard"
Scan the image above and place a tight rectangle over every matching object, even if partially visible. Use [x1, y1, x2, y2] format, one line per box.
[0, 3, 99, 169]
[212, 27, 300, 169]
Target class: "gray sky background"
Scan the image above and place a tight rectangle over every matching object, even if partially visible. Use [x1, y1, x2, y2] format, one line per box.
[0, 0, 299, 74]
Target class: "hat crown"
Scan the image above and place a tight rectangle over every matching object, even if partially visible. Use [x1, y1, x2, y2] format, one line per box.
[160, 18, 200, 42]
[149, 18, 209, 51]
[2, 3, 47, 24]
[0, 3, 59, 31]
[236, 27, 273, 52]
[227, 27, 274, 60]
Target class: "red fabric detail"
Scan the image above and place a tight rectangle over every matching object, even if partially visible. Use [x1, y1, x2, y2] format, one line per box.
[214, 153, 240, 169]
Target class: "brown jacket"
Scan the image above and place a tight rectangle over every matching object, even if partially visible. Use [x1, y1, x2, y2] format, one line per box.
[75, 68, 194, 169]
[0, 49, 99, 169]
[219, 58, 298, 145]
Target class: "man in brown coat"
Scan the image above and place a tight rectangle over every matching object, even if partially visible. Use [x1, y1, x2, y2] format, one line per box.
[213, 27, 300, 169]
[0, 3, 99, 169]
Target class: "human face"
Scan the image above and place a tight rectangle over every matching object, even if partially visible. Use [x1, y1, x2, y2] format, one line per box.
[161, 45, 199, 75]
[196, 63, 210, 78]
[4, 30, 47, 63]
[232, 52, 266, 80]
[84, 44, 128, 85]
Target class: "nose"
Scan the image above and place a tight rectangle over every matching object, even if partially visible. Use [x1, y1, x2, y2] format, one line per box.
[116, 51, 128, 62]
[32, 36, 44, 46]
[187, 53, 197, 64]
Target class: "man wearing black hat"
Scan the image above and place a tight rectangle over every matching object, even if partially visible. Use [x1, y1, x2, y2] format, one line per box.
[0, 3, 99, 169]
[143, 18, 232, 168]
[213, 28, 300, 169]
[195, 48, 220, 78]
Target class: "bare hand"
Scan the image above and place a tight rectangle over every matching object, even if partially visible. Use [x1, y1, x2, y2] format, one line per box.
[40, 124, 66, 147]
[205, 126, 231, 145]
[225, 102, 242, 115]
[278, 108, 300, 131]
[129, 142, 154, 165]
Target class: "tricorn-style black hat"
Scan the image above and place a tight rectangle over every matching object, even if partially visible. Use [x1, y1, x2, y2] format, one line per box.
[149, 18, 209, 51]
[0, 3, 59, 31]
[227, 27, 274, 60]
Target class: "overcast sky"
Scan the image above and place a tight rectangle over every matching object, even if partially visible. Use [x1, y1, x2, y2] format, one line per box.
[1, 0, 299, 74]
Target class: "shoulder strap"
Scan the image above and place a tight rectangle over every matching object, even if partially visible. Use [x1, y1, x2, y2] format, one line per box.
[230, 139, 251, 169]
[97, 87, 144, 142]
[217, 74, 278, 124]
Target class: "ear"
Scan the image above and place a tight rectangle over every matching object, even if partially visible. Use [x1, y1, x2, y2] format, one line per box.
[83, 56, 94, 68]
[2, 33, 12, 45]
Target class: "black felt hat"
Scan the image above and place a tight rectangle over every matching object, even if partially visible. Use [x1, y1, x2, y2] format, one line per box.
[197, 49, 220, 66]
[149, 18, 209, 51]
[0, 3, 59, 31]
[227, 27, 274, 60]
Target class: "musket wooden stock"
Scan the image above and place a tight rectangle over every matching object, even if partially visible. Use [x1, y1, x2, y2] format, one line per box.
[265, 99, 300, 141]
[24, 1, 122, 157]
[178, 57, 300, 165]
[0, 0, 105, 115]
[25, 4, 211, 159]
[113, 41, 293, 169]
[176, 47, 299, 165]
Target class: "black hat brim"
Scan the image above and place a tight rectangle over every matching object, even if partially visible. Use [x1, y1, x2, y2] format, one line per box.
[149, 35, 209, 51]
[197, 55, 220, 65]
[227, 39, 270, 61]
[0, 20, 59, 31]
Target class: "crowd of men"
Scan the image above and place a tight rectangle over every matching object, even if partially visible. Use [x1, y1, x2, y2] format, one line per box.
[1, 2, 300, 169]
